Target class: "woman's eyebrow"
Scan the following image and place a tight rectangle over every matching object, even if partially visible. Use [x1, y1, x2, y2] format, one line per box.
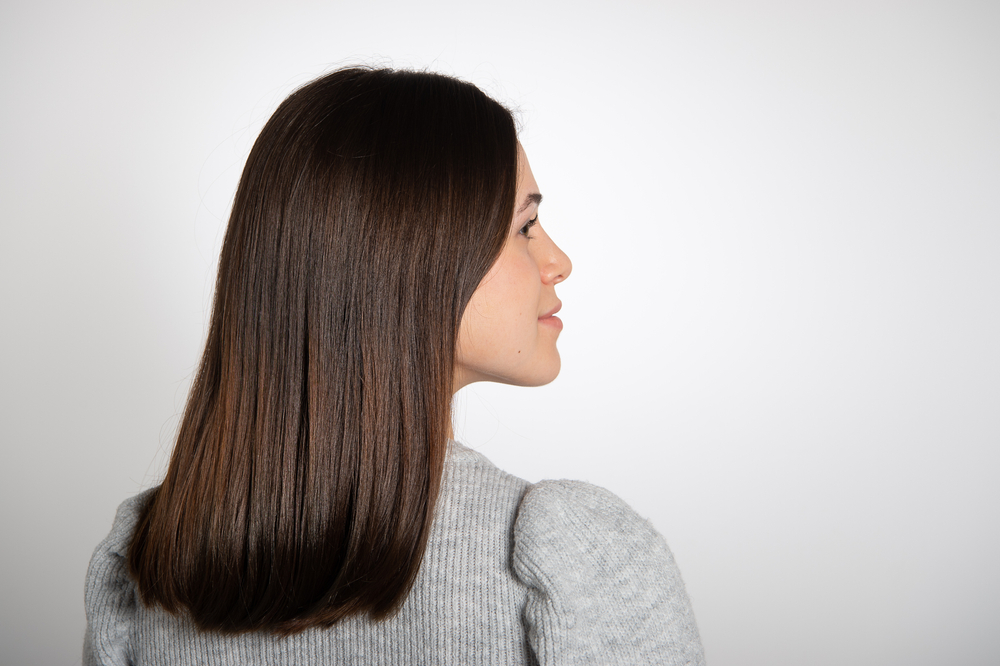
[517, 192, 543, 215]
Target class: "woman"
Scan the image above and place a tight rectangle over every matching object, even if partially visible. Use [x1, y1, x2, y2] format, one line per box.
[84, 67, 705, 665]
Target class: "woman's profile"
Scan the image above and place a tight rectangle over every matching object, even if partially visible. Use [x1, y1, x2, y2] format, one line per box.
[83, 66, 705, 665]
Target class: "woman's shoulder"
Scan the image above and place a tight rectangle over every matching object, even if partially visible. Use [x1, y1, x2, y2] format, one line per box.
[516, 478, 656, 536]
[84, 488, 156, 666]
[511, 479, 706, 665]
[512, 478, 673, 577]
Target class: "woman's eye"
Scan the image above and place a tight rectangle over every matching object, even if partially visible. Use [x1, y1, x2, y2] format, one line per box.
[519, 216, 538, 238]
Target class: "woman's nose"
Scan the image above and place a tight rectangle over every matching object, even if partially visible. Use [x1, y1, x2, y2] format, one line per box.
[539, 232, 572, 285]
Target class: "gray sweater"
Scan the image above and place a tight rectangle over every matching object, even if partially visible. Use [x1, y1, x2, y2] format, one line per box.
[84, 442, 705, 665]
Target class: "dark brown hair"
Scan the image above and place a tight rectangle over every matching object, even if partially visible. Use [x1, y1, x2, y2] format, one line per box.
[127, 67, 518, 634]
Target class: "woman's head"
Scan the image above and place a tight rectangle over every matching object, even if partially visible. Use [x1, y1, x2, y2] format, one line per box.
[224, 67, 520, 395]
[129, 67, 523, 634]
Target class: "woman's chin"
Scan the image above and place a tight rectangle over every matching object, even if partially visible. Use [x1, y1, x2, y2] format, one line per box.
[454, 353, 561, 391]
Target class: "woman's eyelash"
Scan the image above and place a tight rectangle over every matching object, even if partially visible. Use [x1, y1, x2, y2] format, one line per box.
[520, 216, 538, 238]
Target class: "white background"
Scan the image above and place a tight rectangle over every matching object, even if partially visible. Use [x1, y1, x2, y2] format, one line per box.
[1, 1, 998, 664]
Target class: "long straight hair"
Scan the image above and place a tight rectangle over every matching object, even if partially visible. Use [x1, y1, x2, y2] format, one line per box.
[127, 67, 518, 634]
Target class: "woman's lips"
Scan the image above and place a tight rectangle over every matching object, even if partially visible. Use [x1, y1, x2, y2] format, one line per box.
[538, 302, 563, 330]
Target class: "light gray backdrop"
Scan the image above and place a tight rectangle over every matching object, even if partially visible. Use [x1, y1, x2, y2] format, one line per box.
[1, 1, 998, 664]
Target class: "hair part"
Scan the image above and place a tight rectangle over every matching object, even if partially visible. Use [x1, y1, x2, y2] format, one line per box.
[127, 67, 518, 634]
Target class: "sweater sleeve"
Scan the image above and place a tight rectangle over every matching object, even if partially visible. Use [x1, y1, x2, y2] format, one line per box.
[512, 480, 705, 666]
[83, 491, 151, 666]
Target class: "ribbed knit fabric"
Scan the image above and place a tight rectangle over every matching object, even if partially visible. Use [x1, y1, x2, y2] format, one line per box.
[84, 442, 705, 665]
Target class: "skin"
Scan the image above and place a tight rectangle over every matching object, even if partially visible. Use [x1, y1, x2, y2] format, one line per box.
[453, 145, 572, 392]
